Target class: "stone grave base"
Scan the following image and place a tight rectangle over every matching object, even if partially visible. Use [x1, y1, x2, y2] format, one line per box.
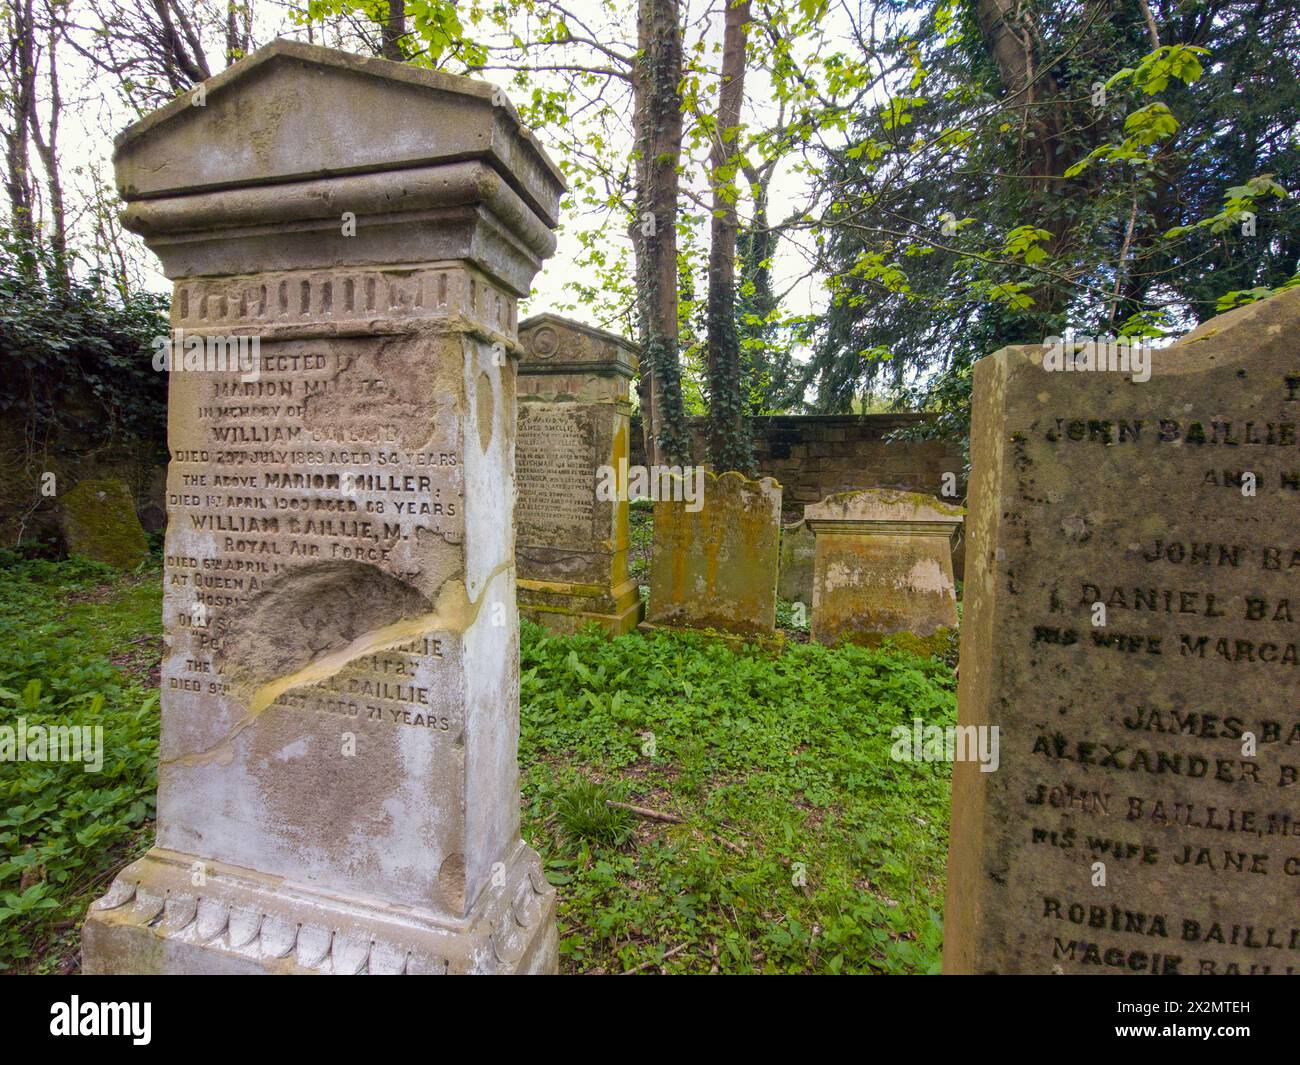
[518, 577, 642, 636]
[82, 841, 557, 975]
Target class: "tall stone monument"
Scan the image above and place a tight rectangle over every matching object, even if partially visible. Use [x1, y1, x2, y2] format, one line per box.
[645, 471, 782, 638]
[946, 290, 1300, 975]
[82, 42, 564, 974]
[515, 314, 641, 634]
[804, 489, 962, 648]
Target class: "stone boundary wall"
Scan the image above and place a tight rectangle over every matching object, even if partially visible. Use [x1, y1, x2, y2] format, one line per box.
[0, 420, 168, 546]
[632, 413, 966, 512]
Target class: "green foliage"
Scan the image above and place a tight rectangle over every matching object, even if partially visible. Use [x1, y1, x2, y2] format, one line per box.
[554, 777, 638, 849]
[297, 1, 481, 63]
[0, 554, 161, 973]
[811, 1, 1300, 431]
[2, 555, 954, 975]
[775, 597, 810, 633]
[0, 232, 170, 448]
[627, 499, 654, 583]
[1215, 273, 1300, 313]
[519, 619, 955, 973]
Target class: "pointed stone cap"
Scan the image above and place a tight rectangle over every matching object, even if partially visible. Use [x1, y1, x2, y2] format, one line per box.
[805, 488, 964, 541]
[114, 40, 564, 292]
[517, 313, 639, 378]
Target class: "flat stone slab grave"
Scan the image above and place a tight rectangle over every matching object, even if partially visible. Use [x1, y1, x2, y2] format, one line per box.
[804, 489, 963, 648]
[945, 290, 1300, 976]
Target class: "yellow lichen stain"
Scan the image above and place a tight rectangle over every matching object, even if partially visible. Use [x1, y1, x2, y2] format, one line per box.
[610, 420, 630, 585]
[476, 370, 494, 453]
[517, 577, 606, 597]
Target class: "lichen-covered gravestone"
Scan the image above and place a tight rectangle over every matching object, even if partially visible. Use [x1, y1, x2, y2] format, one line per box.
[804, 489, 963, 649]
[645, 471, 781, 637]
[81, 42, 564, 974]
[60, 478, 150, 570]
[514, 315, 641, 634]
[946, 289, 1300, 975]
[777, 518, 815, 607]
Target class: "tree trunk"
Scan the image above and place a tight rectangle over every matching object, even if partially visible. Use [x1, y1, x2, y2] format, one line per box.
[739, 159, 782, 411]
[704, 0, 752, 473]
[630, 0, 691, 467]
[381, 1, 406, 61]
[974, 0, 1068, 327]
[226, 1, 253, 64]
[29, 0, 67, 290]
[4, 0, 37, 266]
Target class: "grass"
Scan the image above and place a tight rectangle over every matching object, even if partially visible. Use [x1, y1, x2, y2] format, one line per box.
[0, 553, 955, 975]
[0, 552, 162, 973]
[519, 621, 953, 974]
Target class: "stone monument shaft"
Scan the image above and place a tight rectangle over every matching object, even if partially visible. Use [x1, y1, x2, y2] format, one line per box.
[82, 42, 564, 974]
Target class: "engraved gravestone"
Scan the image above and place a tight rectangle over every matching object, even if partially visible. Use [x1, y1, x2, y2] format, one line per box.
[644, 471, 782, 637]
[515, 315, 641, 634]
[945, 290, 1300, 975]
[81, 42, 564, 974]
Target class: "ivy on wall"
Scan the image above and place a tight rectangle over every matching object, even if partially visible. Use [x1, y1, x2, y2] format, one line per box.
[0, 234, 170, 450]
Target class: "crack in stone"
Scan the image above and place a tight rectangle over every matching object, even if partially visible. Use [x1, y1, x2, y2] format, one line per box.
[161, 559, 513, 768]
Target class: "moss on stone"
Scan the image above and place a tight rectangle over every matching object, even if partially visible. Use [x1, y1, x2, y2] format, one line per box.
[59, 478, 150, 570]
[878, 628, 957, 658]
[828, 627, 957, 658]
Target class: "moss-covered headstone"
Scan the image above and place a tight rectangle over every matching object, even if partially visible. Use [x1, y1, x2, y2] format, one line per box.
[515, 314, 642, 635]
[59, 478, 150, 570]
[946, 289, 1300, 975]
[645, 470, 782, 637]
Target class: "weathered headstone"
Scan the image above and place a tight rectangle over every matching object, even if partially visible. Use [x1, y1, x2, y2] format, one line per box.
[804, 489, 962, 648]
[82, 42, 564, 974]
[60, 478, 150, 570]
[946, 290, 1300, 975]
[515, 314, 641, 634]
[645, 471, 781, 637]
[777, 518, 815, 606]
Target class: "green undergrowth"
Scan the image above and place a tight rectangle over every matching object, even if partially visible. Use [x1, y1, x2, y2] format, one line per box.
[519, 620, 954, 974]
[0, 552, 162, 973]
[0, 554, 955, 975]
[627, 499, 653, 582]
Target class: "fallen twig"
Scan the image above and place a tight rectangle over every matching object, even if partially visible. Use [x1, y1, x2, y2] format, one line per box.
[605, 800, 685, 824]
[621, 942, 688, 975]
